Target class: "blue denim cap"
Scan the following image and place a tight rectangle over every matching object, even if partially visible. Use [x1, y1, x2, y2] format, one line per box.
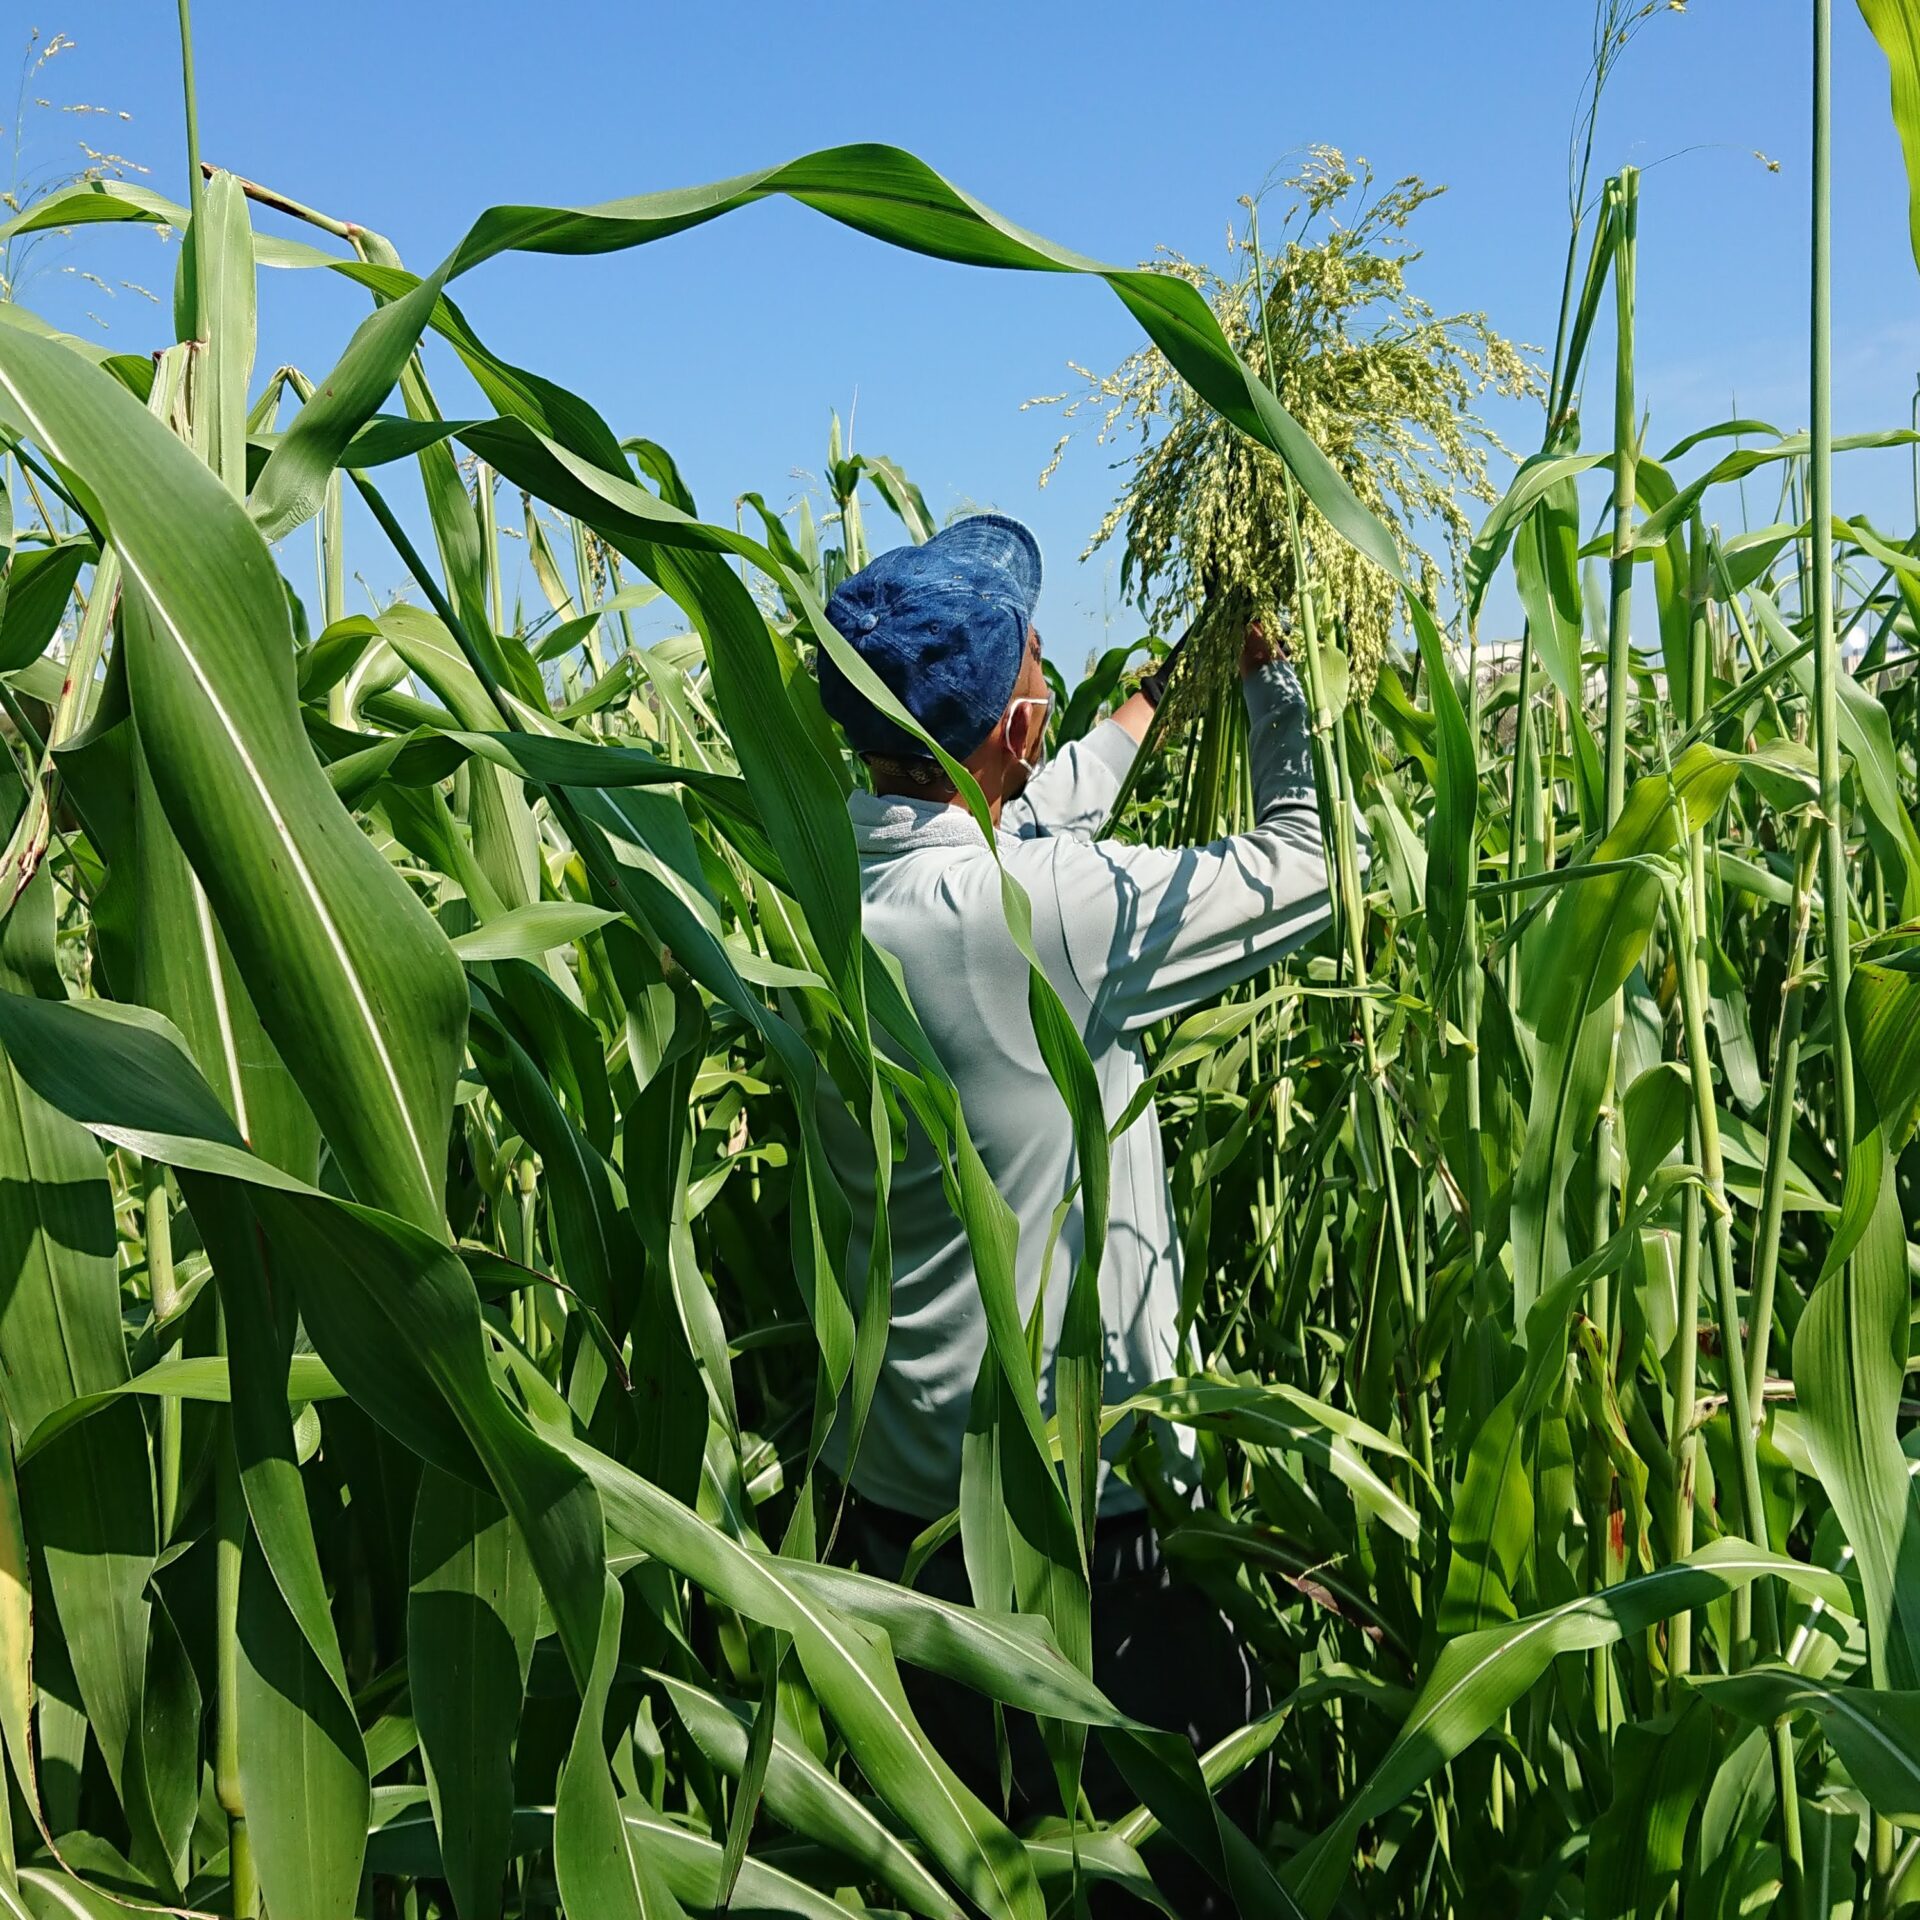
[817, 512, 1042, 760]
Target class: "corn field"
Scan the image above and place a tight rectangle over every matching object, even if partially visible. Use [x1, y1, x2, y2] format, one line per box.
[0, 3, 1913, 1917]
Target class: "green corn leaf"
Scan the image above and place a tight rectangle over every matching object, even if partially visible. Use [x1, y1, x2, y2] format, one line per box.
[179, 172, 256, 496]
[1633, 429, 1920, 548]
[1793, 1153, 1920, 1689]
[1287, 1540, 1849, 1917]
[0, 539, 89, 674]
[0, 875, 163, 1882]
[1439, 1385, 1533, 1634]
[409, 1471, 538, 1920]
[1584, 1699, 1717, 1920]
[1106, 1379, 1424, 1544]
[1692, 1665, 1920, 1826]
[15, 1356, 344, 1467]
[1800, 1795, 1862, 1920]
[449, 903, 621, 961]
[1850, 939, 1920, 1147]
[233, 1523, 369, 1920]
[1620, 1060, 1691, 1203]
[1749, 582, 1920, 911]
[365, 1789, 883, 1920]
[0, 319, 467, 1238]
[1861, 0, 1920, 268]
[654, 1669, 954, 1917]
[1685, 1725, 1780, 1920]
[1465, 451, 1607, 624]
[554, 1576, 687, 1920]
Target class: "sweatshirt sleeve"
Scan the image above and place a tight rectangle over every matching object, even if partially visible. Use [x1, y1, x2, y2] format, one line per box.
[1049, 659, 1362, 1034]
[1000, 718, 1138, 842]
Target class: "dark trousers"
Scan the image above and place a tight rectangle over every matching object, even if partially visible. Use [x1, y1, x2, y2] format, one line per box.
[840, 1496, 1267, 1917]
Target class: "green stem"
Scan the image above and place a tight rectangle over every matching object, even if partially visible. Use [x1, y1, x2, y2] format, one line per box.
[1809, 0, 1855, 1170]
[1872, 1812, 1897, 1920]
[215, 1425, 256, 1916]
[1603, 168, 1640, 826]
[1592, 166, 1640, 1369]
[1545, 219, 1586, 431]
[1744, 825, 1819, 1419]
[1666, 1168, 1700, 1681]
[569, 514, 609, 678]
[1775, 1718, 1807, 1920]
[1462, 640, 1487, 1274]
[1283, 481, 1432, 1498]
[145, 1161, 182, 1543]
[1663, 855, 1773, 1651]
[1669, 519, 1711, 1688]
[1504, 634, 1542, 1007]
[1811, 7, 1868, 1908]
[478, 461, 505, 637]
[176, 0, 205, 235]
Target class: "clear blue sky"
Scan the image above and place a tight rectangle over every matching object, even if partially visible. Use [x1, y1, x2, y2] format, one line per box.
[8, 2, 1917, 665]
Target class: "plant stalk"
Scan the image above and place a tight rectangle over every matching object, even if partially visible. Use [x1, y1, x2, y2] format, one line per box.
[1744, 824, 1819, 1419]
[1667, 518, 1711, 1687]
[1662, 857, 1772, 1638]
[145, 1161, 182, 1543]
[1590, 167, 1640, 1373]
[1283, 480, 1432, 1499]
[1809, 0, 1854, 1167]
[176, 0, 205, 235]
[215, 1429, 257, 1916]
[1603, 168, 1640, 825]
[1808, 4, 1879, 1900]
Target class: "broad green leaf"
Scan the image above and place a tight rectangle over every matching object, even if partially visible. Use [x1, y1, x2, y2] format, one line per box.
[1793, 1159, 1920, 1689]
[1288, 1540, 1849, 1916]
[554, 1577, 686, 1920]
[1106, 1379, 1423, 1543]
[1750, 582, 1920, 910]
[364, 1789, 875, 1920]
[0, 539, 88, 674]
[1693, 1665, 1920, 1826]
[17, 1355, 345, 1465]
[409, 1471, 538, 1920]
[1634, 430, 1919, 547]
[1850, 940, 1920, 1147]
[1856, 0, 1920, 271]
[0, 322, 467, 1236]
[1621, 1059, 1690, 1202]
[1439, 1381, 1532, 1633]
[1585, 1699, 1716, 1918]
[0, 876, 160, 1880]
[1465, 450, 1606, 623]
[234, 1526, 368, 1920]
[654, 1669, 952, 1917]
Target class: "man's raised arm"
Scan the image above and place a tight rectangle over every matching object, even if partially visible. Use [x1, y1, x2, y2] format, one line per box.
[1047, 633, 1362, 1033]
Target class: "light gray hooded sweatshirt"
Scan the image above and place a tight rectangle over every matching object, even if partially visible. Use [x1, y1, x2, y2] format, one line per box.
[821, 658, 1349, 1518]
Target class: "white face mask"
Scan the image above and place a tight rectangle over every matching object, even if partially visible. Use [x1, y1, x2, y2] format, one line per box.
[1006, 693, 1054, 778]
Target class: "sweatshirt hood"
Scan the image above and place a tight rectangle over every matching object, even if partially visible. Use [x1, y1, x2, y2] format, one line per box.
[846, 787, 1016, 856]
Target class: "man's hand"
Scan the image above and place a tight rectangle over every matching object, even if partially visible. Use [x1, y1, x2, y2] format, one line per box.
[1241, 618, 1280, 678]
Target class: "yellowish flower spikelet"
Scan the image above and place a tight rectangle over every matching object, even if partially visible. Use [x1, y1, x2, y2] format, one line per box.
[1033, 149, 1540, 701]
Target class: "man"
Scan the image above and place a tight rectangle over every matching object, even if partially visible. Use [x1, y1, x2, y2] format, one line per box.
[814, 511, 1345, 1905]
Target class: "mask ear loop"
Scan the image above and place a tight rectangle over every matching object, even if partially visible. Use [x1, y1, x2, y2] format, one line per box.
[1005, 693, 1054, 778]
